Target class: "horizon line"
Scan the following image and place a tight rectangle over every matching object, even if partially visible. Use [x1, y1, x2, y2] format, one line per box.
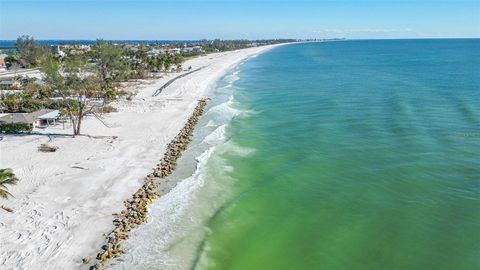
[1, 37, 480, 42]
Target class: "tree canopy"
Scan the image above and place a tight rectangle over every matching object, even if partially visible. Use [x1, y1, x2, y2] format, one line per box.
[16, 35, 48, 68]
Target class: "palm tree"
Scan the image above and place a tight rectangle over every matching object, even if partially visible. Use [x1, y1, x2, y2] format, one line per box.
[0, 168, 19, 199]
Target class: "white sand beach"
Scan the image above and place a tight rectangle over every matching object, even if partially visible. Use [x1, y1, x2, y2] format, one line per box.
[0, 45, 279, 270]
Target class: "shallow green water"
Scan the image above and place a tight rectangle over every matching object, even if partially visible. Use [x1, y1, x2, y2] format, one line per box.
[197, 40, 480, 270]
[112, 40, 480, 270]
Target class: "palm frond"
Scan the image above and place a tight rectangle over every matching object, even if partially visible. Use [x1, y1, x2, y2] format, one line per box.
[0, 189, 12, 199]
[0, 168, 18, 200]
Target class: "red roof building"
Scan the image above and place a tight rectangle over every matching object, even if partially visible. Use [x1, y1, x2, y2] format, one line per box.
[0, 59, 6, 70]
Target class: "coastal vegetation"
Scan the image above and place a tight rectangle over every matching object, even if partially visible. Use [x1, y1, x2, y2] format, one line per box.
[41, 55, 106, 135]
[15, 35, 49, 68]
[91, 40, 128, 94]
[0, 122, 32, 133]
[0, 36, 293, 135]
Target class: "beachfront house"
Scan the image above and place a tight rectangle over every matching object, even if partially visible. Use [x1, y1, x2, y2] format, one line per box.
[0, 109, 60, 129]
[37, 110, 60, 127]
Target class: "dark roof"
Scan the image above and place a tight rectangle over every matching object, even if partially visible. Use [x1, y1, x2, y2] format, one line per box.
[0, 113, 35, 124]
[0, 109, 54, 124]
[30, 109, 53, 118]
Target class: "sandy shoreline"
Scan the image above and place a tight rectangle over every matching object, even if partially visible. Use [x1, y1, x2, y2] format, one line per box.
[0, 44, 282, 270]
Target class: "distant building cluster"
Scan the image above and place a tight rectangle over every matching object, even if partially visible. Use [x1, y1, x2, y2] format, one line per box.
[48, 43, 206, 60]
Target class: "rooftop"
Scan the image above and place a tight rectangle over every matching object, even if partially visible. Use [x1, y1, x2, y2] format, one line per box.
[0, 113, 35, 124]
[38, 110, 60, 120]
[0, 109, 58, 124]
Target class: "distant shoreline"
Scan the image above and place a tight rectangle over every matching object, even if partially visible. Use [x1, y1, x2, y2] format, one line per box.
[2, 37, 479, 46]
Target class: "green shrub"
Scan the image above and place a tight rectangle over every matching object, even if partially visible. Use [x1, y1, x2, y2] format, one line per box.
[0, 123, 33, 133]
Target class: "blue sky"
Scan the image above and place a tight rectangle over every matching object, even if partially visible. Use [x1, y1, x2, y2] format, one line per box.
[1, 0, 479, 40]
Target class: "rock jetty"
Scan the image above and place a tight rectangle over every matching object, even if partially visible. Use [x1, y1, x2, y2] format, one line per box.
[88, 99, 208, 270]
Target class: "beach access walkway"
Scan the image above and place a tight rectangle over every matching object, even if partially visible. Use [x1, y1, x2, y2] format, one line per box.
[152, 67, 205, 97]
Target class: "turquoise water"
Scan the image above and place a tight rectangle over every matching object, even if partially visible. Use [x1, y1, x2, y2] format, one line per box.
[195, 40, 480, 270]
[114, 40, 480, 270]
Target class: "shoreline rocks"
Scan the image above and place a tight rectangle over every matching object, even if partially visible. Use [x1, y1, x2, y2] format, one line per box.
[88, 99, 208, 270]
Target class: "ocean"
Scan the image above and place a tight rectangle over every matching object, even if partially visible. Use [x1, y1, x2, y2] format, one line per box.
[112, 40, 480, 270]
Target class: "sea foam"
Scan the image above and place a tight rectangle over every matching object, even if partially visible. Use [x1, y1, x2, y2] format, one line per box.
[110, 147, 216, 270]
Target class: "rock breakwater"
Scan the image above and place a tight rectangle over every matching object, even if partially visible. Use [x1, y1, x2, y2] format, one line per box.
[88, 99, 208, 270]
